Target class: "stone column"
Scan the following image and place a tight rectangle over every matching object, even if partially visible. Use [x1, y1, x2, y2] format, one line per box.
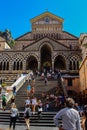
[23, 60, 26, 71]
[75, 61, 77, 70]
[72, 61, 73, 70]
[52, 61, 54, 71]
[15, 62, 17, 70]
[66, 60, 69, 71]
[51, 52, 54, 71]
[9, 60, 13, 71]
[38, 61, 40, 71]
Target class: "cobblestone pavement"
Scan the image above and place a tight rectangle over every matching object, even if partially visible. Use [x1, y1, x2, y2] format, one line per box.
[0, 125, 58, 130]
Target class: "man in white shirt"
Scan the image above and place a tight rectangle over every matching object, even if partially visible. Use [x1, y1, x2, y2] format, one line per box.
[54, 98, 82, 130]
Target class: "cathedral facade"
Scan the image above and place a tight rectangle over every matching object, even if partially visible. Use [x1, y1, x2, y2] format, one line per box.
[0, 12, 81, 81]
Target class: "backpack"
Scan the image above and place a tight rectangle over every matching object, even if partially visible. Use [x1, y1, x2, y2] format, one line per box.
[2, 96, 6, 102]
[24, 108, 31, 118]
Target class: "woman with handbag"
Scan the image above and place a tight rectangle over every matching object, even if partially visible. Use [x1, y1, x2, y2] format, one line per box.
[9, 103, 19, 130]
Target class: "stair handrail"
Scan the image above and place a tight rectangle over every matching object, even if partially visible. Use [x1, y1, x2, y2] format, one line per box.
[6, 71, 33, 102]
[0, 71, 33, 109]
[6, 74, 27, 103]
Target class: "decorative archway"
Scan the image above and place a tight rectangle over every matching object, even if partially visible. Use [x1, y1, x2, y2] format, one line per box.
[40, 44, 52, 72]
[12, 53, 24, 70]
[0, 53, 11, 70]
[26, 56, 38, 72]
[54, 55, 66, 71]
[69, 54, 80, 70]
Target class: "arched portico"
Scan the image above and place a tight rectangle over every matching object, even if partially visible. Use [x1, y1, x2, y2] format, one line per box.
[0, 53, 11, 71]
[54, 55, 66, 71]
[26, 56, 38, 72]
[40, 44, 52, 72]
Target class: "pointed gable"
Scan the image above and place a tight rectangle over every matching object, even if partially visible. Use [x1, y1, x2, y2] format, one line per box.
[23, 37, 69, 51]
[30, 12, 64, 33]
[30, 11, 64, 23]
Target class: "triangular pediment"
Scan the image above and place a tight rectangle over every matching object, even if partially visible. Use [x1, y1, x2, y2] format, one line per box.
[30, 11, 64, 23]
[24, 36, 69, 51]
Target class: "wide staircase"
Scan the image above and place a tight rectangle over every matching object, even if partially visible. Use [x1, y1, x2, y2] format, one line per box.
[0, 111, 58, 127]
[6, 76, 58, 111]
[0, 76, 59, 127]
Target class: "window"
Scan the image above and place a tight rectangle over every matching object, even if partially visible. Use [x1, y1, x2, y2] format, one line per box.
[44, 17, 50, 23]
[68, 78, 72, 86]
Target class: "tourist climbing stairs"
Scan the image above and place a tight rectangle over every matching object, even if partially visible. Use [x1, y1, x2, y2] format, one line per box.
[6, 76, 58, 111]
[0, 76, 59, 126]
[0, 111, 58, 127]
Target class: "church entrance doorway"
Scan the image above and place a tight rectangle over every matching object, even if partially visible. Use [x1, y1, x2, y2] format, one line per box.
[40, 44, 52, 73]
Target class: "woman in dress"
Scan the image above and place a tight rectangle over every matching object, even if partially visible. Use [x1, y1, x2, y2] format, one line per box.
[31, 96, 37, 114]
[27, 84, 31, 97]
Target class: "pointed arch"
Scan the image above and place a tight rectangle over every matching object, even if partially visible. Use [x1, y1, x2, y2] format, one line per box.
[39, 42, 53, 71]
[0, 53, 11, 70]
[26, 55, 38, 72]
[69, 54, 81, 70]
[54, 55, 66, 71]
[12, 53, 24, 70]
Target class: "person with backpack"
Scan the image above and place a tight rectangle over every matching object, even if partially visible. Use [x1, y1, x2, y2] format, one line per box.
[24, 104, 31, 130]
[2, 94, 7, 111]
[13, 86, 16, 96]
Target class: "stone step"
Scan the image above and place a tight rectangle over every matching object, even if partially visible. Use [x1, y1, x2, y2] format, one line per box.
[0, 111, 57, 127]
[0, 122, 55, 127]
[5, 74, 63, 126]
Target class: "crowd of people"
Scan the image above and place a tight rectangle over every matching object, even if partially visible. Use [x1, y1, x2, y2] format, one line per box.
[25, 70, 87, 130]
[8, 72, 43, 130]
[1, 70, 87, 130]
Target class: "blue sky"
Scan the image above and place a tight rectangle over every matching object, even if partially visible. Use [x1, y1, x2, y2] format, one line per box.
[0, 0, 87, 39]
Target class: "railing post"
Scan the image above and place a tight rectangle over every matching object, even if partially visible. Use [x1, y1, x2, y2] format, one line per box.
[0, 94, 2, 109]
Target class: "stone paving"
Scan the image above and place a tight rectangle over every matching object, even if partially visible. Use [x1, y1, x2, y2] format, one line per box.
[0, 124, 58, 130]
